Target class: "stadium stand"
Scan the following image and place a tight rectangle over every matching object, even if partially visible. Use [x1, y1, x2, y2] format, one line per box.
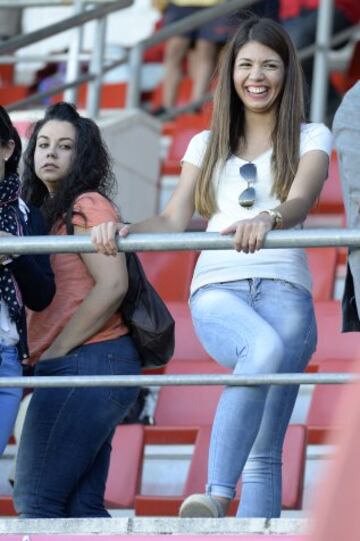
[138, 250, 198, 303]
[0, 3, 359, 539]
[306, 358, 357, 444]
[134, 424, 307, 516]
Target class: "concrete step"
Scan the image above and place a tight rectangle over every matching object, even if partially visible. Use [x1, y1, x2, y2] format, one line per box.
[0, 516, 309, 536]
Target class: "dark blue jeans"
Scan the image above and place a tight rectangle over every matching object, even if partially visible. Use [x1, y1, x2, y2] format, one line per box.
[13, 336, 141, 518]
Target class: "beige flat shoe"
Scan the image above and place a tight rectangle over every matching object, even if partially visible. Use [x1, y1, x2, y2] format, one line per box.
[179, 494, 224, 518]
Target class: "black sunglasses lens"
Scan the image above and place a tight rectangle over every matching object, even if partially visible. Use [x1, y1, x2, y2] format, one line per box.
[239, 163, 257, 181]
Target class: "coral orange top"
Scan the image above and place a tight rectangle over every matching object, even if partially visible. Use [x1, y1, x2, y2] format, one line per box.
[27, 192, 129, 364]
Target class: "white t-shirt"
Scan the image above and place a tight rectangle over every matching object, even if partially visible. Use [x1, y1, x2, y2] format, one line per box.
[182, 123, 333, 295]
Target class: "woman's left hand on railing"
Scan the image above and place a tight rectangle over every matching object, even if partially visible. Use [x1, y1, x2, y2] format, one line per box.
[91, 221, 128, 257]
[221, 214, 274, 253]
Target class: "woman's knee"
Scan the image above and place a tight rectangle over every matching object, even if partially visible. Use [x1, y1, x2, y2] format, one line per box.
[235, 329, 284, 375]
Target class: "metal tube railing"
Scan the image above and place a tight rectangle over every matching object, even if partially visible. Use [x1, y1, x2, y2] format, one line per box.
[0, 0, 132, 56]
[5, 54, 129, 113]
[0, 229, 359, 255]
[310, 0, 334, 122]
[0, 229, 357, 391]
[64, 0, 85, 104]
[86, 14, 107, 117]
[0, 373, 356, 389]
[0, 0, 114, 5]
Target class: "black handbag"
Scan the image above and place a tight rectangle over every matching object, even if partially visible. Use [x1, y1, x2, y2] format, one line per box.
[121, 252, 175, 368]
[342, 262, 360, 333]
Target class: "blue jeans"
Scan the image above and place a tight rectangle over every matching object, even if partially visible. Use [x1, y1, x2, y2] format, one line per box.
[0, 344, 22, 457]
[13, 336, 141, 518]
[190, 279, 317, 518]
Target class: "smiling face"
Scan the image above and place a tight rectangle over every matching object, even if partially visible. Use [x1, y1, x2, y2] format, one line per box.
[34, 119, 76, 195]
[233, 40, 285, 115]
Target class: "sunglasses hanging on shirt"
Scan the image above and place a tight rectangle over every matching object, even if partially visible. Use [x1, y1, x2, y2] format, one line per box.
[238, 162, 257, 209]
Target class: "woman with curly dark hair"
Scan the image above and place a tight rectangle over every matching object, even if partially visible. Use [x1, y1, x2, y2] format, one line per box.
[0, 105, 55, 458]
[13, 102, 141, 518]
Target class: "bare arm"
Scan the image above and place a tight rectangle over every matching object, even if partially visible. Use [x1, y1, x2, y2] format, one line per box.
[222, 150, 330, 252]
[272, 150, 329, 226]
[40, 225, 128, 360]
[91, 161, 199, 255]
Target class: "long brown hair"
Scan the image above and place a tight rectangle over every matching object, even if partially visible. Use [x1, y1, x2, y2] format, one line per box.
[195, 17, 305, 219]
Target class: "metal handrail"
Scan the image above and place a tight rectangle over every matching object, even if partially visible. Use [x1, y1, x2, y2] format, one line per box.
[0, 373, 357, 389]
[0, 0, 132, 56]
[0, 228, 357, 390]
[0, 229, 359, 255]
[0, 0, 117, 5]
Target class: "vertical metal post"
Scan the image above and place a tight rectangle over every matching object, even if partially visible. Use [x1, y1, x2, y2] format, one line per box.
[64, 0, 84, 103]
[126, 43, 144, 109]
[86, 15, 107, 118]
[310, 0, 335, 123]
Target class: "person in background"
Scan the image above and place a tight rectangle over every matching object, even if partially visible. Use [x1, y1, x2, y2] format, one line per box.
[92, 17, 332, 518]
[333, 82, 360, 330]
[13, 102, 141, 518]
[308, 79, 360, 541]
[152, 0, 280, 115]
[0, 106, 55, 458]
[281, 0, 360, 120]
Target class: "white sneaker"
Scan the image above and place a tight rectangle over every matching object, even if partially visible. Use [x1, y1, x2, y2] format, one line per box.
[179, 494, 224, 518]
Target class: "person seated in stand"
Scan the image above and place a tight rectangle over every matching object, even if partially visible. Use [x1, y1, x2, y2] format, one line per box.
[281, 0, 360, 121]
[92, 17, 332, 518]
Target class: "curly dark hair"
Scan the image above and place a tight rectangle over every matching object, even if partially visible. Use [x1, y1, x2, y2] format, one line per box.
[21, 102, 116, 232]
[0, 105, 22, 176]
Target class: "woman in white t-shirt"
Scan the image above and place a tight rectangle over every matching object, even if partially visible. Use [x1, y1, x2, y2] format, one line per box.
[92, 17, 332, 518]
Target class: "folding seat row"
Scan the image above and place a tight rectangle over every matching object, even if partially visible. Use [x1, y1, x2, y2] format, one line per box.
[134, 423, 307, 516]
[0, 422, 308, 517]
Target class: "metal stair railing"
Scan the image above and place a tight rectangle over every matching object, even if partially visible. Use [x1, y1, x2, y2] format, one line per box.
[1, 0, 133, 117]
[0, 228, 359, 390]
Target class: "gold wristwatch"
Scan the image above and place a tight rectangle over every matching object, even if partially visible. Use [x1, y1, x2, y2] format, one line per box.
[259, 209, 283, 230]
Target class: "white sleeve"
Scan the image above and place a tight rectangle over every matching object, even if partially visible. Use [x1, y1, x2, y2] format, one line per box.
[181, 130, 211, 168]
[300, 123, 333, 157]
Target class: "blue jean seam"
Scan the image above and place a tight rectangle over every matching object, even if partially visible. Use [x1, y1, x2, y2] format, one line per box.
[267, 311, 316, 516]
[33, 387, 77, 514]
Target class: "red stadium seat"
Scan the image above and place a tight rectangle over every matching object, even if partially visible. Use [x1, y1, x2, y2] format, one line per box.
[155, 360, 229, 427]
[0, 85, 29, 106]
[166, 302, 210, 361]
[310, 152, 344, 215]
[306, 247, 337, 301]
[138, 251, 198, 304]
[151, 77, 193, 112]
[312, 301, 360, 365]
[306, 359, 357, 444]
[161, 113, 210, 174]
[104, 424, 145, 509]
[135, 424, 307, 515]
[0, 496, 16, 516]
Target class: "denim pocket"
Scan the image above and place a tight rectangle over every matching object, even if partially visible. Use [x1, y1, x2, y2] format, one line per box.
[106, 352, 140, 409]
[274, 279, 311, 298]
